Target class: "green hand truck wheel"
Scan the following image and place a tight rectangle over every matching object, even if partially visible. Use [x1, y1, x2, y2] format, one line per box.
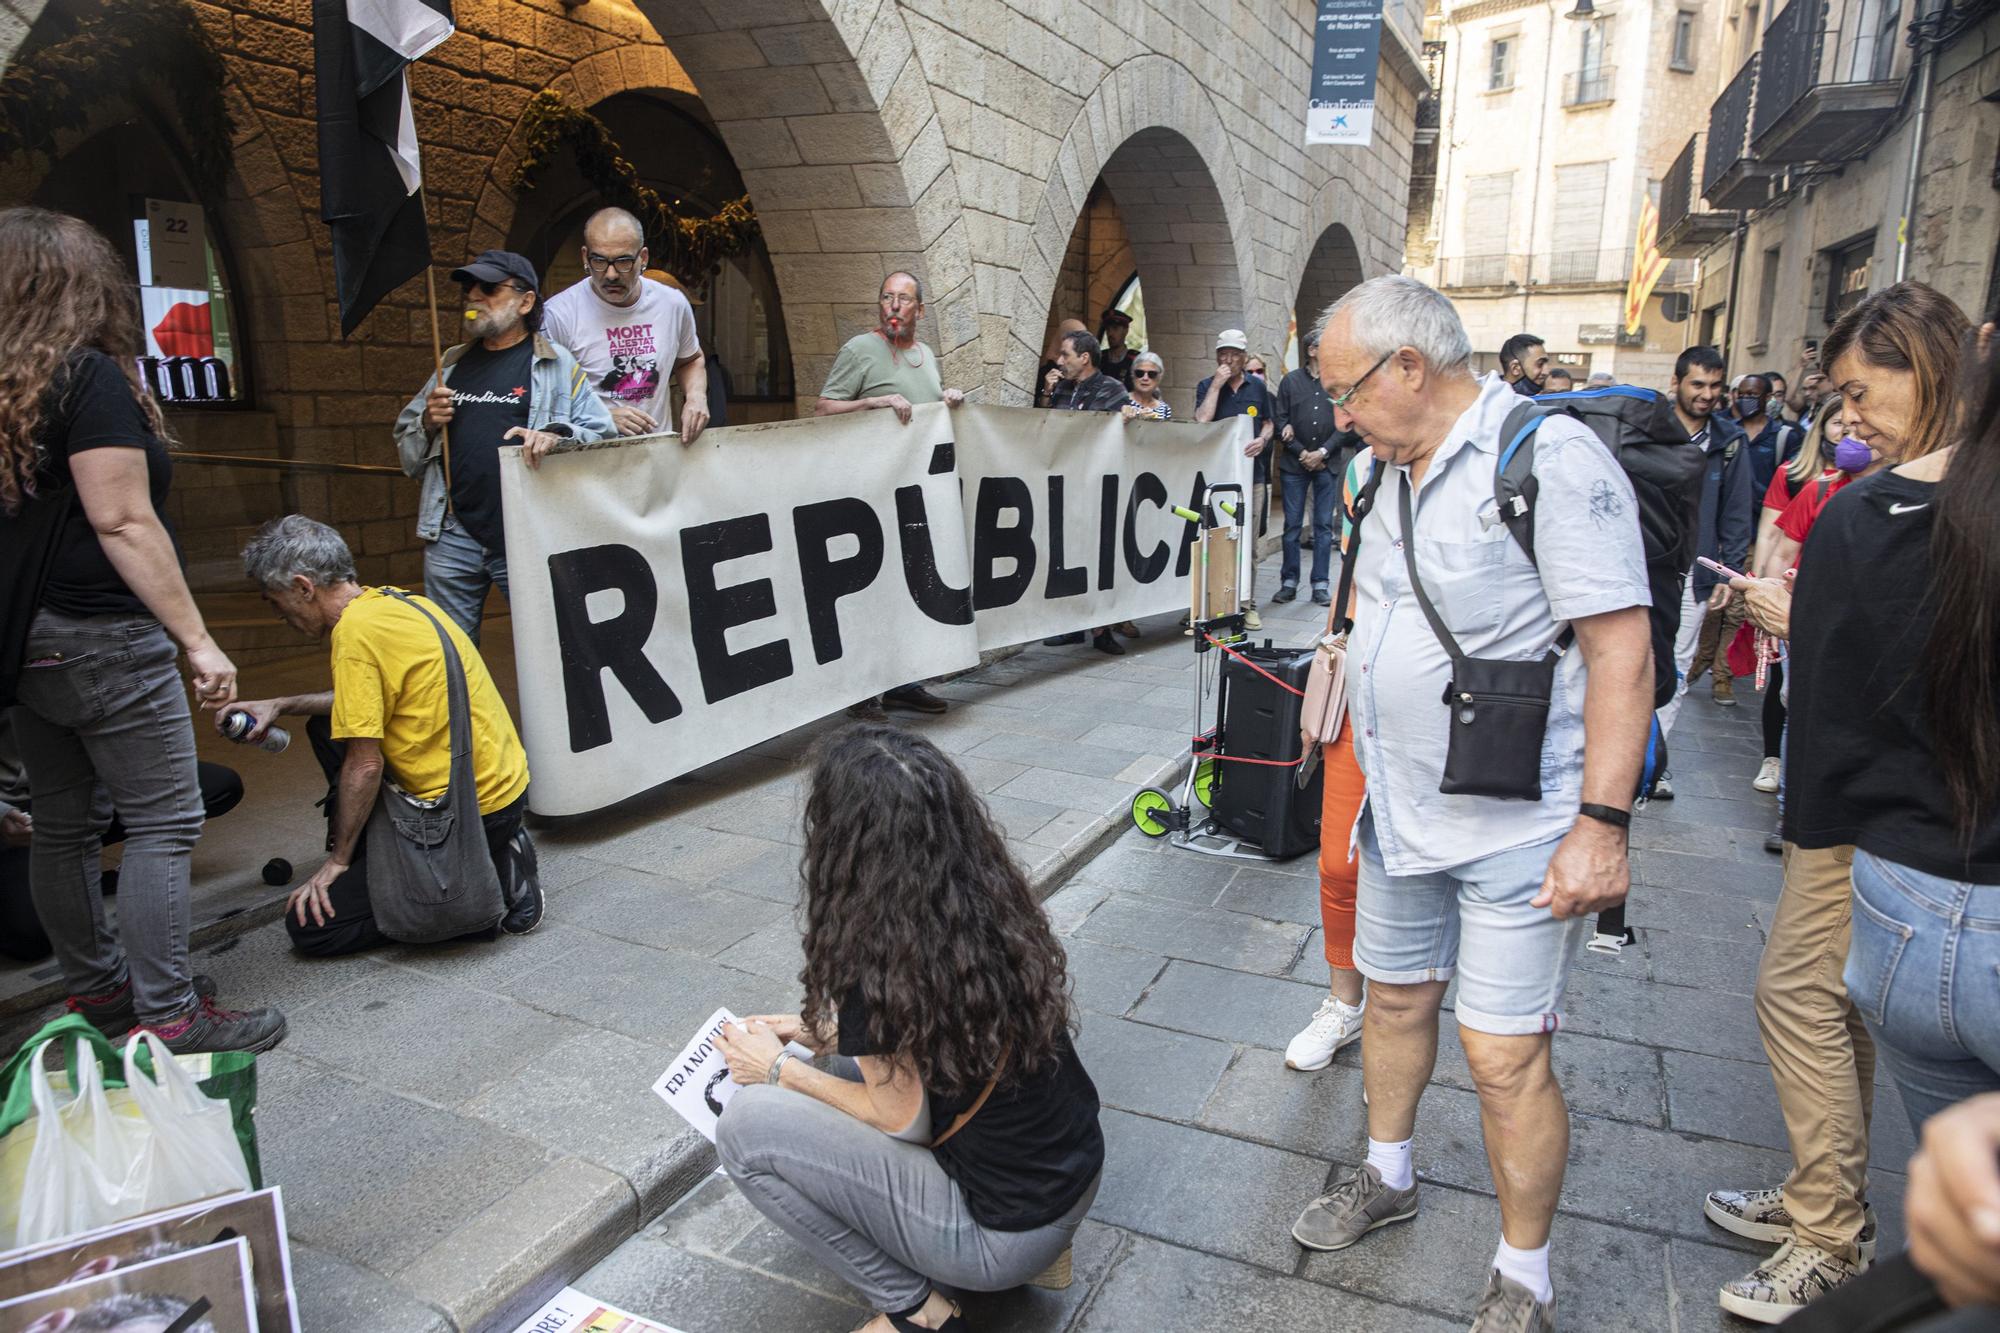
[1130, 787, 1174, 837]
[1193, 758, 1217, 807]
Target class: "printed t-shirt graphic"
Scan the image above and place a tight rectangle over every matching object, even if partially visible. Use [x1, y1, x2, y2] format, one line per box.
[542, 277, 701, 429]
[443, 339, 533, 553]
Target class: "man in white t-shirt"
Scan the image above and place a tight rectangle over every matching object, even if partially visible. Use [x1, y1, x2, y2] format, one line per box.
[542, 206, 709, 442]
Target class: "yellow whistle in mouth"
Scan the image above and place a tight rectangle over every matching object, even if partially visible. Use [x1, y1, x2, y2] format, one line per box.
[463, 309, 479, 321]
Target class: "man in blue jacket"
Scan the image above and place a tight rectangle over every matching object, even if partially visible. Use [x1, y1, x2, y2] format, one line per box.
[1675, 347, 1755, 713]
[393, 250, 615, 643]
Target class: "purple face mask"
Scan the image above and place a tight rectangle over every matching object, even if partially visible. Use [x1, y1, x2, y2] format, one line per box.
[1833, 436, 1874, 472]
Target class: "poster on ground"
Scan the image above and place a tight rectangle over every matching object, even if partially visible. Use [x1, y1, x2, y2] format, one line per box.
[502, 404, 1247, 816]
[0, 1235, 258, 1333]
[1306, 0, 1386, 146]
[512, 1286, 688, 1333]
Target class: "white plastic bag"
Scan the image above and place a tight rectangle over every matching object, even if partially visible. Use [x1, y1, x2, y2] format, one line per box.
[14, 1032, 250, 1246]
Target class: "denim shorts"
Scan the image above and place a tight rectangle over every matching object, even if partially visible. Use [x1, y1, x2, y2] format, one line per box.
[1352, 812, 1588, 1036]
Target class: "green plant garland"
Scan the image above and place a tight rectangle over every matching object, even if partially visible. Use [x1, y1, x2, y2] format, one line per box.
[509, 90, 761, 297]
[0, 0, 236, 193]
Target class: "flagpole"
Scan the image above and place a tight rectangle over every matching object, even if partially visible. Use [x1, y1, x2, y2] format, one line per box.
[420, 191, 454, 513]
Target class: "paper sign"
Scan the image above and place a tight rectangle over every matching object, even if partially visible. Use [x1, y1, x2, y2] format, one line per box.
[651, 1007, 813, 1143]
[512, 1286, 688, 1333]
[145, 198, 209, 290]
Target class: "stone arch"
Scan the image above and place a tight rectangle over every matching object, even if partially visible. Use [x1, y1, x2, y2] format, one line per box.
[1009, 56, 1258, 420]
[1293, 222, 1366, 353]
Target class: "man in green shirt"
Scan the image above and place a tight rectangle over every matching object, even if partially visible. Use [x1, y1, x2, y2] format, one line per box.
[815, 271, 964, 718]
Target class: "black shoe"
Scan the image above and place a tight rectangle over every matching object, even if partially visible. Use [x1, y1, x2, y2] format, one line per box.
[1043, 632, 1087, 646]
[1651, 768, 1675, 800]
[1272, 585, 1298, 604]
[883, 684, 949, 714]
[148, 996, 289, 1056]
[1093, 630, 1125, 656]
[501, 877, 545, 935]
[846, 697, 889, 722]
[68, 975, 219, 1040]
[1312, 586, 1332, 607]
[1765, 827, 1785, 854]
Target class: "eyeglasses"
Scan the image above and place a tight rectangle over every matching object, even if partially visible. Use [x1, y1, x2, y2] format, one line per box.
[466, 280, 529, 298]
[880, 292, 920, 309]
[1132, 369, 1160, 380]
[586, 252, 640, 275]
[1329, 350, 1394, 409]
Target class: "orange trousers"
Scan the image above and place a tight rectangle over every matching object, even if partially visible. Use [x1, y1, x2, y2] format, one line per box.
[1317, 719, 1367, 969]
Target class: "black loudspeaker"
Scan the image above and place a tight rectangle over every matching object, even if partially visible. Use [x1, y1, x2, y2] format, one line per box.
[1210, 645, 1323, 859]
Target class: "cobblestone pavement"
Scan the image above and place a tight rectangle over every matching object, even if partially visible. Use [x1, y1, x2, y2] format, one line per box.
[574, 653, 1917, 1331]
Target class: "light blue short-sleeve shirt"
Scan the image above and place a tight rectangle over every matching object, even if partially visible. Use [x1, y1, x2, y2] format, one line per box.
[1345, 374, 1651, 876]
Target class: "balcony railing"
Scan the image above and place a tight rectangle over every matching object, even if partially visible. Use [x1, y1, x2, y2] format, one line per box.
[1751, 0, 1910, 162]
[1417, 92, 1441, 131]
[1702, 53, 1778, 209]
[1562, 66, 1616, 106]
[1439, 253, 1527, 288]
[1532, 248, 1632, 285]
[1660, 132, 1740, 255]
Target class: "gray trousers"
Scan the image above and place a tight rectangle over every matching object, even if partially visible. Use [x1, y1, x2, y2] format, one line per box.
[13, 610, 203, 1020]
[715, 1058, 1099, 1312]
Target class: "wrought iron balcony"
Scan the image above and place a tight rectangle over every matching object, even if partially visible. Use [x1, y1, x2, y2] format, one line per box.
[1532, 248, 1632, 286]
[1660, 132, 1739, 255]
[1439, 253, 1527, 289]
[1703, 53, 1778, 210]
[1751, 0, 1910, 163]
[1562, 66, 1616, 107]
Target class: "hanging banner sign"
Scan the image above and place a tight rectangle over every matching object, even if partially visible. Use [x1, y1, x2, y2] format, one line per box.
[500, 404, 1248, 816]
[1305, 0, 1385, 146]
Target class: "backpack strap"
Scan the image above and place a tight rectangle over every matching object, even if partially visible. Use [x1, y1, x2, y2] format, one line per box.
[1493, 400, 1566, 566]
[1330, 457, 1387, 635]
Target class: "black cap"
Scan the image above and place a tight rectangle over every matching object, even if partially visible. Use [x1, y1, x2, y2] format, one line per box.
[450, 250, 539, 293]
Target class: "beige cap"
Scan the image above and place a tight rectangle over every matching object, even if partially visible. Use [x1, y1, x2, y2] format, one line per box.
[1214, 328, 1248, 351]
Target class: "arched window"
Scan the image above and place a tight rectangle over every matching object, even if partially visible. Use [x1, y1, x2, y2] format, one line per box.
[29, 116, 248, 407]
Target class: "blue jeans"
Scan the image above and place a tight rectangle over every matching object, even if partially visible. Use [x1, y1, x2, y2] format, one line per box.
[12, 610, 203, 1020]
[1845, 851, 2000, 1130]
[1279, 466, 1335, 591]
[422, 514, 508, 644]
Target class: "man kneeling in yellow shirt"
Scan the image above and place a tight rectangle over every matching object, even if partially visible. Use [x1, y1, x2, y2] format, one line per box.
[224, 515, 540, 955]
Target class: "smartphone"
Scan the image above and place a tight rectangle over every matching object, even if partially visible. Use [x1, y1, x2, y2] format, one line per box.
[1696, 556, 1746, 581]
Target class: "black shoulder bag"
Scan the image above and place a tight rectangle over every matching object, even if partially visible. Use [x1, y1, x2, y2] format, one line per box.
[1397, 472, 1568, 801]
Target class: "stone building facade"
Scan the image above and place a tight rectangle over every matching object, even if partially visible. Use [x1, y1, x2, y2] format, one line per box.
[1411, 0, 1712, 386]
[1660, 0, 2000, 384]
[0, 0, 1429, 614]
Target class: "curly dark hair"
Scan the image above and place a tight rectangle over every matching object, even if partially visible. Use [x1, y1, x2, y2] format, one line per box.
[798, 723, 1075, 1100]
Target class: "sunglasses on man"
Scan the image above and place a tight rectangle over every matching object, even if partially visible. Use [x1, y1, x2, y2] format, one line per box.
[464, 280, 529, 298]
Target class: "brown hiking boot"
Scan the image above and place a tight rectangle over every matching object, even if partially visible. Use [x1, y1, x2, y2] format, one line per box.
[1712, 674, 1736, 706]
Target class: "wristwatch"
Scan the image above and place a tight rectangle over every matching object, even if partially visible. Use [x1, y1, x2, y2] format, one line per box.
[1578, 802, 1631, 832]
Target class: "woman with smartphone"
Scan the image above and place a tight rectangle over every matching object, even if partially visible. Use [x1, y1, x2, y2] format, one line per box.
[1707, 282, 1976, 1324]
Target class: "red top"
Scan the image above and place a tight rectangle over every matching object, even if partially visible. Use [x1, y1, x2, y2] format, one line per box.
[1762, 461, 1830, 513]
[1776, 470, 1853, 544]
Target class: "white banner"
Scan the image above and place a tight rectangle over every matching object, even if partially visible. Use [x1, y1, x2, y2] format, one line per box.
[502, 404, 1248, 815]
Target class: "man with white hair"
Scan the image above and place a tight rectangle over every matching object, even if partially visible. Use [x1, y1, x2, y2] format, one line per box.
[1288, 276, 1654, 1330]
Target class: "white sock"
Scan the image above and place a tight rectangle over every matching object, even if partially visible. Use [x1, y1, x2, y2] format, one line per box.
[1364, 1137, 1413, 1190]
[1493, 1237, 1553, 1305]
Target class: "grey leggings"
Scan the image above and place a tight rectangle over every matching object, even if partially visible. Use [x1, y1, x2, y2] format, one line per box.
[715, 1059, 1099, 1313]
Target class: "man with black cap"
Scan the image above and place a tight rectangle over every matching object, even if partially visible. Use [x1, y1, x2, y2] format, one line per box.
[393, 250, 614, 642]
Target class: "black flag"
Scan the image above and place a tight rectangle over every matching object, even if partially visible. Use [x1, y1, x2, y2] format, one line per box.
[312, 0, 454, 335]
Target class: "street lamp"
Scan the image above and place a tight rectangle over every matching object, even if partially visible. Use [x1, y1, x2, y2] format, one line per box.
[1565, 0, 1596, 17]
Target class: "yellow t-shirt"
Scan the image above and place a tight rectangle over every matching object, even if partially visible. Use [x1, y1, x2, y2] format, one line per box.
[329, 589, 530, 816]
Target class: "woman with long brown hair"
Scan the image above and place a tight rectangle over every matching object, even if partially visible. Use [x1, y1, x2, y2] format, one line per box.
[1708, 281, 1970, 1323]
[712, 724, 1102, 1333]
[0, 207, 285, 1054]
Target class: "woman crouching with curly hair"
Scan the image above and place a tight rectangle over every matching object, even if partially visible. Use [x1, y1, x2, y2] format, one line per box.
[714, 723, 1104, 1333]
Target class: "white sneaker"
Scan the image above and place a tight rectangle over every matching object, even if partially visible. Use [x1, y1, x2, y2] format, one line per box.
[1753, 756, 1781, 793]
[1284, 995, 1363, 1071]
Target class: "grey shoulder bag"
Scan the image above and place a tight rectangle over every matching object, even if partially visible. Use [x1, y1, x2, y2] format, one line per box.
[363, 591, 507, 942]
[1396, 473, 1570, 801]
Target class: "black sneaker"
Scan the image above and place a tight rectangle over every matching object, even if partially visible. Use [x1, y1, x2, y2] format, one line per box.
[1272, 585, 1298, 604]
[1765, 826, 1785, 854]
[1312, 586, 1332, 607]
[883, 684, 949, 714]
[1092, 630, 1126, 656]
[68, 975, 219, 1041]
[501, 877, 545, 935]
[1043, 632, 1087, 646]
[846, 697, 889, 722]
[148, 996, 288, 1056]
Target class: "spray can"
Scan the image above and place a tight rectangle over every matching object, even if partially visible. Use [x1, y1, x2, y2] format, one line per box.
[221, 710, 291, 754]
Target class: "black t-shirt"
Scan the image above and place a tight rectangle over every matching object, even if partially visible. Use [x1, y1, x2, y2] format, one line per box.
[33, 350, 179, 617]
[443, 340, 533, 553]
[1786, 469, 2000, 881]
[839, 988, 1103, 1231]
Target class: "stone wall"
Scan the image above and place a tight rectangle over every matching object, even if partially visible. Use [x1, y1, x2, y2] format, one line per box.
[1, 0, 1428, 571]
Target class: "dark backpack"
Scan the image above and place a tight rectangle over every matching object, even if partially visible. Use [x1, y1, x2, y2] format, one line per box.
[1493, 387, 1706, 797]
